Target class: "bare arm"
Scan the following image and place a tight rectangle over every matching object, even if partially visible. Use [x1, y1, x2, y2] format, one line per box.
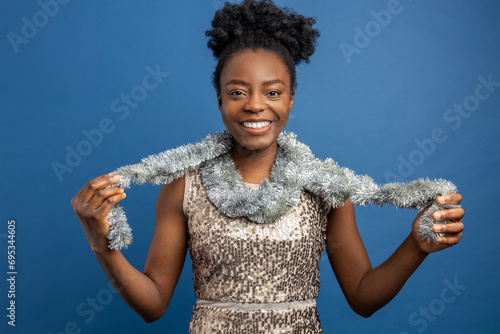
[71, 173, 187, 323]
[326, 194, 464, 317]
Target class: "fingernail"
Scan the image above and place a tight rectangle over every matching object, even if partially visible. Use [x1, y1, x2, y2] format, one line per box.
[113, 174, 121, 180]
[434, 225, 443, 232]
[434, 212, 442, 219]
[435, 237, 442, 242]
[439, 196, 447, 204]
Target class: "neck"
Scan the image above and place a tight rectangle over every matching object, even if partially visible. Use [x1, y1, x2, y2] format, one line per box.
[231, 141, 278, 184]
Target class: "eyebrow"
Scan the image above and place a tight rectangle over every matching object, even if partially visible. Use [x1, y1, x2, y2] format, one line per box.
[224, 79, 286, 87]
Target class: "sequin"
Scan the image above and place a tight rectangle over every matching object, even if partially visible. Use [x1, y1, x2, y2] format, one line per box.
[185, 170, 331, 333]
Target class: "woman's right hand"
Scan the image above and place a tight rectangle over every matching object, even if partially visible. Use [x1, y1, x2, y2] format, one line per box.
[71, 172, 127, 253]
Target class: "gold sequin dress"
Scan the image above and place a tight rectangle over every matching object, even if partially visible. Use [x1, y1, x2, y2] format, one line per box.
[184, 169, 331, 333]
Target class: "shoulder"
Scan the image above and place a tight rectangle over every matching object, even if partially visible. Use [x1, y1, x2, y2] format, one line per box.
[158, 175, 185, 197]
[156, 175, 186, 220]
[327, 198, 356, 228]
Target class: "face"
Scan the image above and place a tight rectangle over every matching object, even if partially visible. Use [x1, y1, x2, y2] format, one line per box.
[217, 49, 295, 153]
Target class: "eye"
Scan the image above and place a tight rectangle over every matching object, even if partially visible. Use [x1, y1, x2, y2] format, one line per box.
[266, 90, 281, 98]
[229, 90, 245, 96]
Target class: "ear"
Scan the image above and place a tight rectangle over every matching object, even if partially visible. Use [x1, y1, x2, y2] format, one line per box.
[289, 90, 295, 110]
[217, 91, 223, 111]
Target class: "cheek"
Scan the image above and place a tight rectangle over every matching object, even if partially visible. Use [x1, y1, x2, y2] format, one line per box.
[278, 105, 291, 122]
[220, 108, 237, 128]
[220, 112, 230, 127]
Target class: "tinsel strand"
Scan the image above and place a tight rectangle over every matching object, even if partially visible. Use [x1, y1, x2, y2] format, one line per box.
[106, 132, 458, 250]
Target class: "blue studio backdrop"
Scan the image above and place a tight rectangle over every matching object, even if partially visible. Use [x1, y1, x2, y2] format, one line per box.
[1, 0, 499, 333]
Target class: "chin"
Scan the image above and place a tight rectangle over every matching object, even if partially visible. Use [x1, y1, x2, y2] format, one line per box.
[236, 134, 277, 153]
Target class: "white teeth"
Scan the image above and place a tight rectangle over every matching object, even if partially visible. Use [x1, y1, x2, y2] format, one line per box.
[242, 121, 271, 129]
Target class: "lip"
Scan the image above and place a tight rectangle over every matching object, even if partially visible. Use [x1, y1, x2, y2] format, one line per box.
[240, 118, 272, 123]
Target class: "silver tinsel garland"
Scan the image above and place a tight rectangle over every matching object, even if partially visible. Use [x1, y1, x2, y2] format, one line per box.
[107, 132, 458, 250]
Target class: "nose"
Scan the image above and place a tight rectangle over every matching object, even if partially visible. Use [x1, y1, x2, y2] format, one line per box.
[244, 93, 265, 113]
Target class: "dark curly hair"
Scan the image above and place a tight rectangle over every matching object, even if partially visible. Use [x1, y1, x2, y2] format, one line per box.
[206, 0, 320, 93]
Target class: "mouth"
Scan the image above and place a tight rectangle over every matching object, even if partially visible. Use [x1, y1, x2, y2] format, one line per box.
[241, 121, 272, 129]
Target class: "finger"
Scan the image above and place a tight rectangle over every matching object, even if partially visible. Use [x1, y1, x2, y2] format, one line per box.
[72, 176, 98, 208]
[73, 173, 103, 202]
[88, 186, 125, 210]
[81, 173, 121, 204]
[433, 222, 464, 234]
[94, 192, 127, 220]
[435, 232, 462, 245]
[437, 193, 463, 205]
[433, 207, 465, 221]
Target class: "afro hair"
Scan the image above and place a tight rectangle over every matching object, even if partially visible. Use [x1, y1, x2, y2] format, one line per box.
[206, 0, 320, 92]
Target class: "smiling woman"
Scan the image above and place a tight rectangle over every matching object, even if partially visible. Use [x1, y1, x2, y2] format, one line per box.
[70, 0, 465, 333]
[217, 50, 295, 179]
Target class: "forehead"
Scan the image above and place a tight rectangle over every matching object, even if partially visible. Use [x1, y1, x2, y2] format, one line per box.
[221, 49, 290, 84]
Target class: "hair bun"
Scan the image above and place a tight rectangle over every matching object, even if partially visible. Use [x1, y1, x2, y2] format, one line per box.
[206, 0, 320, 65]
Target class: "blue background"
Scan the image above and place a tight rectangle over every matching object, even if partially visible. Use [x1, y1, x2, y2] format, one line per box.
[1, 0, 499, 333]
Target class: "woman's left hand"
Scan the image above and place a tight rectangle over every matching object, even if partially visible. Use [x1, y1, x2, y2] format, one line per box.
[412, 193, 465, 254]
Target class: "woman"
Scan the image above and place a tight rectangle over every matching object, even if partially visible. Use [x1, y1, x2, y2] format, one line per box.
[71, 0, 465, 332]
